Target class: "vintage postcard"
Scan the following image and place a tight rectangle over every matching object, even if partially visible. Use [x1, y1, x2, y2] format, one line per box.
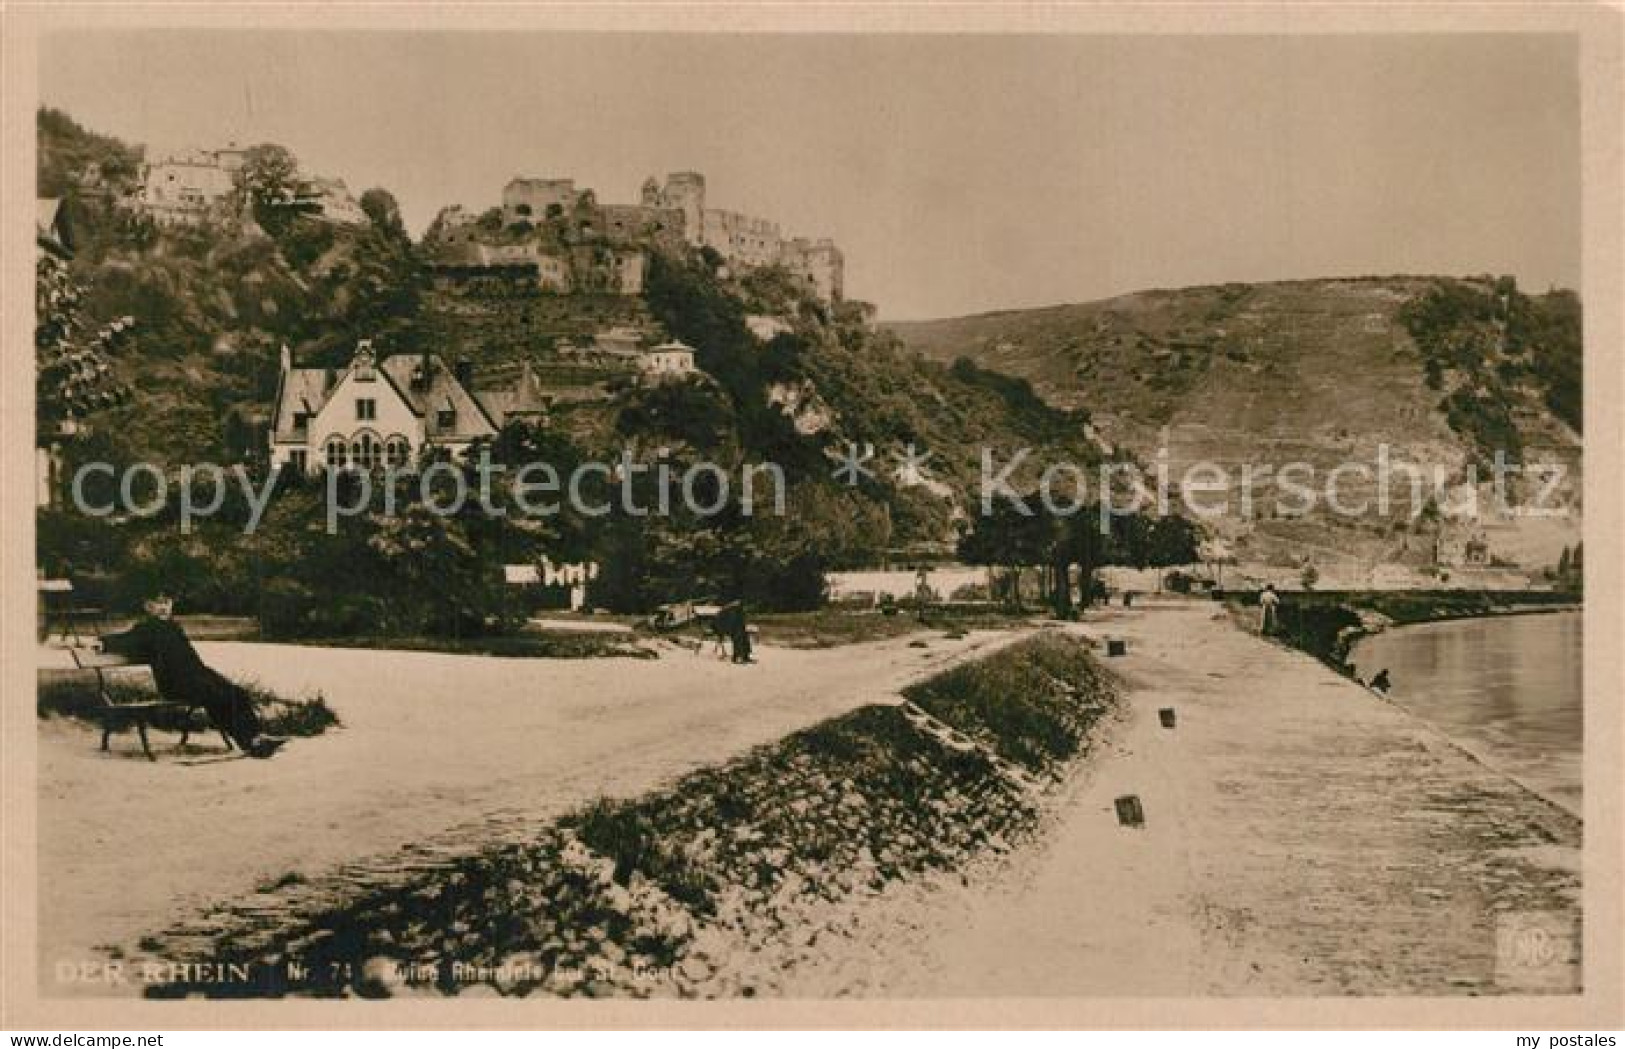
[2, 1, 1621, 1033]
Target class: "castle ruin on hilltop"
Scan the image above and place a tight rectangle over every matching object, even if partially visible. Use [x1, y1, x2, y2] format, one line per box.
[431, 170, 844, 303]
[638, 172, 844, 303]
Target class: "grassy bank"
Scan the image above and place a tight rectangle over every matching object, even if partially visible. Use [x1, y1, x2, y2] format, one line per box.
[141, 631, 1116, 999]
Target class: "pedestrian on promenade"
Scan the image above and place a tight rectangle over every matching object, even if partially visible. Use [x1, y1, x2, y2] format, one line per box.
[717, 599, 754, 664]
[1258, 584, 1280, 636]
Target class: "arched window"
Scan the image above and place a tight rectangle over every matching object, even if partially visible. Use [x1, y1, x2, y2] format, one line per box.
[324, 436, 348, 471]
[384, 435, 411, 469]
[351, 431, 381, 471]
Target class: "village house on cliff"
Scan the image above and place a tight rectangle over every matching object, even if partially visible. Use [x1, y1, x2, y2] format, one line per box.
[639, 339, 698, 381]
[140, 145, 248, 225]
[139, 143, 367, 228]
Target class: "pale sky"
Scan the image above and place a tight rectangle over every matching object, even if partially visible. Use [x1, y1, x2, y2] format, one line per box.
[41, 31, 1579, 320]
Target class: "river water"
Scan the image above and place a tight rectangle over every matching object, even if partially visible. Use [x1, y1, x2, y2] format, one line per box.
[1349, 610, 1582, 816]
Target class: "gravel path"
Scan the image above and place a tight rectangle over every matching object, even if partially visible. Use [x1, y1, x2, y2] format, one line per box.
[36, 627, 1028, 988]
[775, 602, 1582, 996]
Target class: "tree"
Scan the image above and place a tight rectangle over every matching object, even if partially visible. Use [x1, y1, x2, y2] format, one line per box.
[960, 501, 1204, 617]
[35, 249, 129, 446]
[330, 216, 423, 339]
[359, 187, 406, 240]
[37, 107, 144, 197]
[1145, 514, 1202, 568]
[957, 500, 1052, 610]
[233, 143, 307, 235]
[480, 422, 593, 562]
[738, 482, 893, 606]
[616, 378, 734, 452]
[365, 505, 496, 638]
[246, 470, 541, 639]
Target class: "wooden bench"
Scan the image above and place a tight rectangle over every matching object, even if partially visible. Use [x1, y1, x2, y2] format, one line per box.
[67, 647, 228, 760]
[38, 579, 106, 645]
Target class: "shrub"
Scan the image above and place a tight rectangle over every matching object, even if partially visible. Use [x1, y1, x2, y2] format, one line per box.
[1441, 386, 1522, 466]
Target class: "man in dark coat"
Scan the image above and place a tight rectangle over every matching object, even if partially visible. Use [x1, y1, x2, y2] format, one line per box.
[714, 599, 754, 665]
[100, 597, 284, 758]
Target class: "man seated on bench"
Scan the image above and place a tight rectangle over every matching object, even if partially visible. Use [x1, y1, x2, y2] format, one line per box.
[100, 596, 285, 759]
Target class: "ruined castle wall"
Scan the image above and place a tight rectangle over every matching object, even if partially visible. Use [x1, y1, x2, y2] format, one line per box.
[597, 204, 687, 249]
[503, 178, 579, 224]
[702, 208, 783, 268]
[780, 239, 845, 302]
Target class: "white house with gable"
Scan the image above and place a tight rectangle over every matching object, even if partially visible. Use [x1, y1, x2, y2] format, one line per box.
[269, 340, 546, 472]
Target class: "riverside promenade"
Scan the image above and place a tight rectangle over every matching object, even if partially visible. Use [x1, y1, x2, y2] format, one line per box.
[786, 600, 1584, 997]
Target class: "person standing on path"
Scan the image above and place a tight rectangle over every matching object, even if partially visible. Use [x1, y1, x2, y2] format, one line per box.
[716, 599, 755, 664]
[914, 566, 933, 624]
[1258, 584, 1281, 636]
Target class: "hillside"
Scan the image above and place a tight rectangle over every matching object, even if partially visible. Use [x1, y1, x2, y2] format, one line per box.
[43, 105, 1579, 583]
[889, 277, 1583, 572]
[35, 111, 422, 466]
[37, 110, 1100, 554]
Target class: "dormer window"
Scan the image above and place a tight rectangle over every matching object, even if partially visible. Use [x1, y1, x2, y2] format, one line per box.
[356, 398, 377, 421]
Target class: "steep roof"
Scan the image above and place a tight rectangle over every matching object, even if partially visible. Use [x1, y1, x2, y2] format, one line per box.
[271, 348, 502, 445]
[378, 355, 500, 438]
[269, 367, 334, 443]
[474, 362, 548, 425]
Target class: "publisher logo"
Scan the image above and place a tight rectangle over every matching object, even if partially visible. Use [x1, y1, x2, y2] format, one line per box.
[1495, 911, 1578, 992]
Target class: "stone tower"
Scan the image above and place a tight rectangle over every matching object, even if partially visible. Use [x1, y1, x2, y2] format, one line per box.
[659, 172, 707, 247]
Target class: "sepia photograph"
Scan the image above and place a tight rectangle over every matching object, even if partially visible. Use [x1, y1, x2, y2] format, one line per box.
[2, 1, 1621, 1038]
